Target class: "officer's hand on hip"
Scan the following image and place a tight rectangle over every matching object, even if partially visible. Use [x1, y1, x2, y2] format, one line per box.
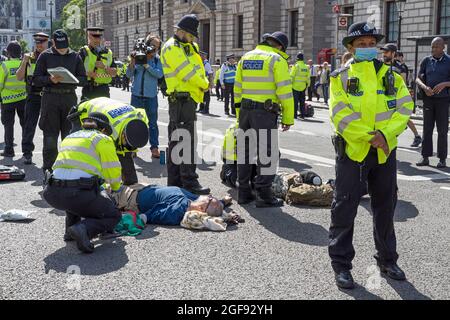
[281, 124, 291, 132]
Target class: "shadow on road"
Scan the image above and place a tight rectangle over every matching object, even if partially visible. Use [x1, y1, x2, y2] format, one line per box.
[339, 284, 383, 300]
[44, 238, 129, 275]
[279, 158, 312, 172]
[384, 277, 432, 300]
[360, 199, 420, 222]
[134, 157, 167, 180]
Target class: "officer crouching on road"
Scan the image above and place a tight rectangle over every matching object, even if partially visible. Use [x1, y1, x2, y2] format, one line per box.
[68, 97, 149, 186]
[161, 14, 211, 195]
[328, 22, 414, 289]
[79, 27, 117, 100]
[33, 29, 87, 173]
[16, 32, 49, 165]
[43, 112, 122, 254]
[234, 31, 294, 207]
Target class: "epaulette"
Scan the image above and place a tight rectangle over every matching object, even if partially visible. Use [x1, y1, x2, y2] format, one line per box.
[331, 65, 349, 78]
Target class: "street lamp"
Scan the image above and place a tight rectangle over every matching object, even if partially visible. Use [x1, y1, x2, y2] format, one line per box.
[396, 0, 406, 50]
[48, 1, 54, 34]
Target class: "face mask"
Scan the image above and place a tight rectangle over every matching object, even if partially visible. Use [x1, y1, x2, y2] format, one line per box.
[354, 47, 378, 62]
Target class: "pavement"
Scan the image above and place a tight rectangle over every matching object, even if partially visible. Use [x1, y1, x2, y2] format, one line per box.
[0, 87, 449, 300]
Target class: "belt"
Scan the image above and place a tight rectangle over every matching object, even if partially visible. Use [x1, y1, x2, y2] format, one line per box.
[48, 176, 99, 188]
[241, 98, 265, 109]
[28, 91, 43, 96]
[93, 83, 109, 87]
[43, 88, 75, 94]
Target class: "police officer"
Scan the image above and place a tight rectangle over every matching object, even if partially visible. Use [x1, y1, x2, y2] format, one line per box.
[69, 97, 149, 185]
[0, 41, 27, 158]
[79, 27, 117, 100]
[220, 54, 237, 116]
[43, 112, 122, 254]
[16, 32, 49, 164]
[329, 22, 414, 289]
[290, 52, 310, 119]
[122, 61, 130, 92]
[33, 29, 87, 173]
[234, 31, 294, 207]
[161, 14, 211, 195]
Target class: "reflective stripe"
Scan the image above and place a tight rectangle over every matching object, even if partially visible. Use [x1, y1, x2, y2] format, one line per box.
[276, 80, 292, 87]
[59, 145, 101, 163]
[53, 159, 102, 176]
[278, 92, 293, 100]
[376, 110, 395, 122]
[269, 55, 279, 72]
[106, 176, 122, 184]
[397, 95, 413, 107]
[4, 85, 25, 90]
[234, 93, 242, 99]
[242, 76, 268, 83]
[337, 112, 361, 134]
[397, 107, 413, 116]
[102, 161, 122, 169]
[165, 60, 190, 78]
[242, 88, 276, 95]
[234, 81, 242, 88]
[331, 102, 348, 118]
[1, 63, 7, 74]
[340, 69, 349, 92]
[182, 65, 201, 82]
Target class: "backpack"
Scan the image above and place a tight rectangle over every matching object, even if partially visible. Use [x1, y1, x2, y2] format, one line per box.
[304, 103, 314, 117]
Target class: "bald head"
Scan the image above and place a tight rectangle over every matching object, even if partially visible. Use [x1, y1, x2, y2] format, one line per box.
[431, 37, 446, 58]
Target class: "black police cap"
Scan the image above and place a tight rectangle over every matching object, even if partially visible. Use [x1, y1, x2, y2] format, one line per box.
[175, 14, 200, 38]
[342, 22, 385, 48]
[265, 31, 289, 51]
[124, 119, 148, 149]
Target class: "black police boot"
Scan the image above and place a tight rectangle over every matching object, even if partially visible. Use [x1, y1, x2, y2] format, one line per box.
[416, 157, 429, 166]
[63, 233, 74, 242]
[437, 159, 447, 169]
[379, 263, 406, 281]
[1, 150, 15, 157]
[334, 270, 355, 289]
[238, 188, 256, 205]
[184, 182, 211, 195]
[68, 224, 94, 254]
[23, 155, 32, 165]
[255, 188, 283, 208]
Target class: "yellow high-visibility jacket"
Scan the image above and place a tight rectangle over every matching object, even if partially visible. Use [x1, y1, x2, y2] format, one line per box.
[82, 46, 115, 84]
[222, 122, 238, 162]
[0, 59, 26, 104]
[290, 60, 310, 92]
[53, 129, 123, 192]
[329, 60, 414, 164]
[160, 36, 209, 103]
[234, 44, 294, 126]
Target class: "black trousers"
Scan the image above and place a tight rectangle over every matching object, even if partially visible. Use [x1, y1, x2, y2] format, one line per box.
[215, 80, 222, 100]
[118, 152, 138, 186]
[224, 83, 235, 114]
[329, 148, 399, 273]
[237, 104, 278, 191]
[1, 99, 26, 154]
[122, 76, 130, 91]
[293, 89, 306, 118]
[167, 96, 200, 188]
[81, 84, 111, 100]
[39, 92, 77, 170]
[421, 97, 449, 160]
[198, 91, 211, 113]
[22, 94, 42, 157]
[308, 76, 319, 100]
[43, 183, 121, 239]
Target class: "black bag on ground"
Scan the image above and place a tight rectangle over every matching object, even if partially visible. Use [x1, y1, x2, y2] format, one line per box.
[0, 165, 26, 181]
[305, 103, 315, 117]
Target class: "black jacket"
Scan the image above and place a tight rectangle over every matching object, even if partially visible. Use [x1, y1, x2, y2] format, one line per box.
[33, 47, 87, 90]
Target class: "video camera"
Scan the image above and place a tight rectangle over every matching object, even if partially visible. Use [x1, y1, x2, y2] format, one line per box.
[132, 38, 156, 65]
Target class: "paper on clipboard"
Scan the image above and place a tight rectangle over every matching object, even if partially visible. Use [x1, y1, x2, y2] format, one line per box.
[47, 67, 79, 84]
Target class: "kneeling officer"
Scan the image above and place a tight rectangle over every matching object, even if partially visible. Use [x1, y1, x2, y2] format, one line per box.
[43, 112, 123, 253]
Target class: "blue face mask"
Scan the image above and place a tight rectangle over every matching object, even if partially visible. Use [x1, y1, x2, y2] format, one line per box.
[354, 47, 378, 62]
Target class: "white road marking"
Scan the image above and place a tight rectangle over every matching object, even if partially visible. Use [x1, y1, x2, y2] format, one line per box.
[441, 187, 450, 191]
[398, 147, 450, 159]
[289, 129, 318, 136]
[314, 163, 334, 168]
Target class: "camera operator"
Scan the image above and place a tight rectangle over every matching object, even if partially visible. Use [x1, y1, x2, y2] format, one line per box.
[127, 34, 163, 159]
[79, 27, 117, 100]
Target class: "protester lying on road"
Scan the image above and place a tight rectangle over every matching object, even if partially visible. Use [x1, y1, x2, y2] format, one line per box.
[109, 184, 243, 232]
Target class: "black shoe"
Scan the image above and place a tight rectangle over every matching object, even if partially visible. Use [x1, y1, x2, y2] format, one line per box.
[67, 224, 94, 254]
[334, 270, 355, 289]
[184, 184, 211, 195]
[379, 263, 406, 281]
[416, 157, 429, 166]
[411, 136, 422, 147]
[238, 189, 256, 205]
[63, 232, 74, 242]
[23, 156, 32, 165]
[225, 112, 230, 116]
[255, 188, 283, 208]
[1, 151, 15, 157]
[437, 160, 447, 169]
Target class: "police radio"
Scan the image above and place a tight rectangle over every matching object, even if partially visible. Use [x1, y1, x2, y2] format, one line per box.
[347, 77, 359, 95]
[384, 65, 396, 96]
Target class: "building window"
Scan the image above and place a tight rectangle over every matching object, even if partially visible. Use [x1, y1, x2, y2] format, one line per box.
[124, 35, 129, 56]
[37, 0, 46, 11]
[289, 10, 299, 47]
[386, 1, 399, 43]
[136, 5, 139, 20]
[115, 37, 120, 56]
[235, 15, 244, 48]
[343, 6, 354, 28]
[148, 2, 151, 17]
[116, 11, 119, 24]
[125, 7, 129, 22]
[160, 0, 164, 16]
[438, 0, 450, 34]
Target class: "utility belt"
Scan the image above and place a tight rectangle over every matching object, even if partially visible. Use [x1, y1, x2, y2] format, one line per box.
[46, 174, 102, 189]
[168, 91, 191, 103]
[28, 90, 43, 96]
[87, 81, 110, 88]
[43, 88, 75, 95]
[332, 134, 346, 160]
[241, 98, 281, 115]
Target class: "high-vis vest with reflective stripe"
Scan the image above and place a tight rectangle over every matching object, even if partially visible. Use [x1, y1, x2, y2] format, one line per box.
[52, 130, 123, 191]
[234, 45, 295, 126]
[161, 37, 209, 103]
[77, 97, 148, 154]
[329, 60, 414, 164]
[214, 68, 220, 83]
[222, 123, 238, 162]
[290, 60, 310, 91]
[0, 59, 26, 104]
[83, 46, 114, 84]
[223, 64, 236, 84]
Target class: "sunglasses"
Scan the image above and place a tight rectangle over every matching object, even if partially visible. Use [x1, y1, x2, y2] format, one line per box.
[90, 34, 103, 38]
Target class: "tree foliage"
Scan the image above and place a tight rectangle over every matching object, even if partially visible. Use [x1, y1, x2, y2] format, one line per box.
[59, 0, 87, 51]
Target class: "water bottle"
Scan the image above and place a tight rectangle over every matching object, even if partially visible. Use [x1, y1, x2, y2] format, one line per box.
[160, 149, 166, 165]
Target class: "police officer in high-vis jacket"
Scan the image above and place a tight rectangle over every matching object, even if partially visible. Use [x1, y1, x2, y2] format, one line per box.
[16, 32, 49, 164]
[79, 27, 117, 100]
[0, 41, 27, 158]
[290, 52, 310, 119]
[161, 14, 210, 195]
[328, 22, 414, 289]
[234, 31, 294, 207]
[69, 97, 149, 186]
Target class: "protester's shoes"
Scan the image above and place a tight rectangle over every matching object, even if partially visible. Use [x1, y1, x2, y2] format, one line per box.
[23, 156, 32, 165]
[151, 148, 160, 159]
[225, 112, 230, 116]
[335, 270, 355, 289]
[68, 224, 94, 254]
[437, 160, 447, 169]
[416, 157, 429, 166]
[184, 184, 211, 195]
[378, 263, 406, 281]
[238, 190, 256, 205]
[63, 232, 74, 242]
[1, 151, 15, 157]
[411, 136, 422, 147]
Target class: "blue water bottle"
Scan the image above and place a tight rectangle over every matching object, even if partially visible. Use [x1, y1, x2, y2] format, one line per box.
[160, 149, 166, 165]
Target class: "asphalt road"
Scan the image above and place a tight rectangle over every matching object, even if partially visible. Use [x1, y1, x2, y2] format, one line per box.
[0, 87, 449, 300]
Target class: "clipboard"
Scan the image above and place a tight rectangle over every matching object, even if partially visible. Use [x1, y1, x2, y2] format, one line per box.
[47, 67, 79, 84]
